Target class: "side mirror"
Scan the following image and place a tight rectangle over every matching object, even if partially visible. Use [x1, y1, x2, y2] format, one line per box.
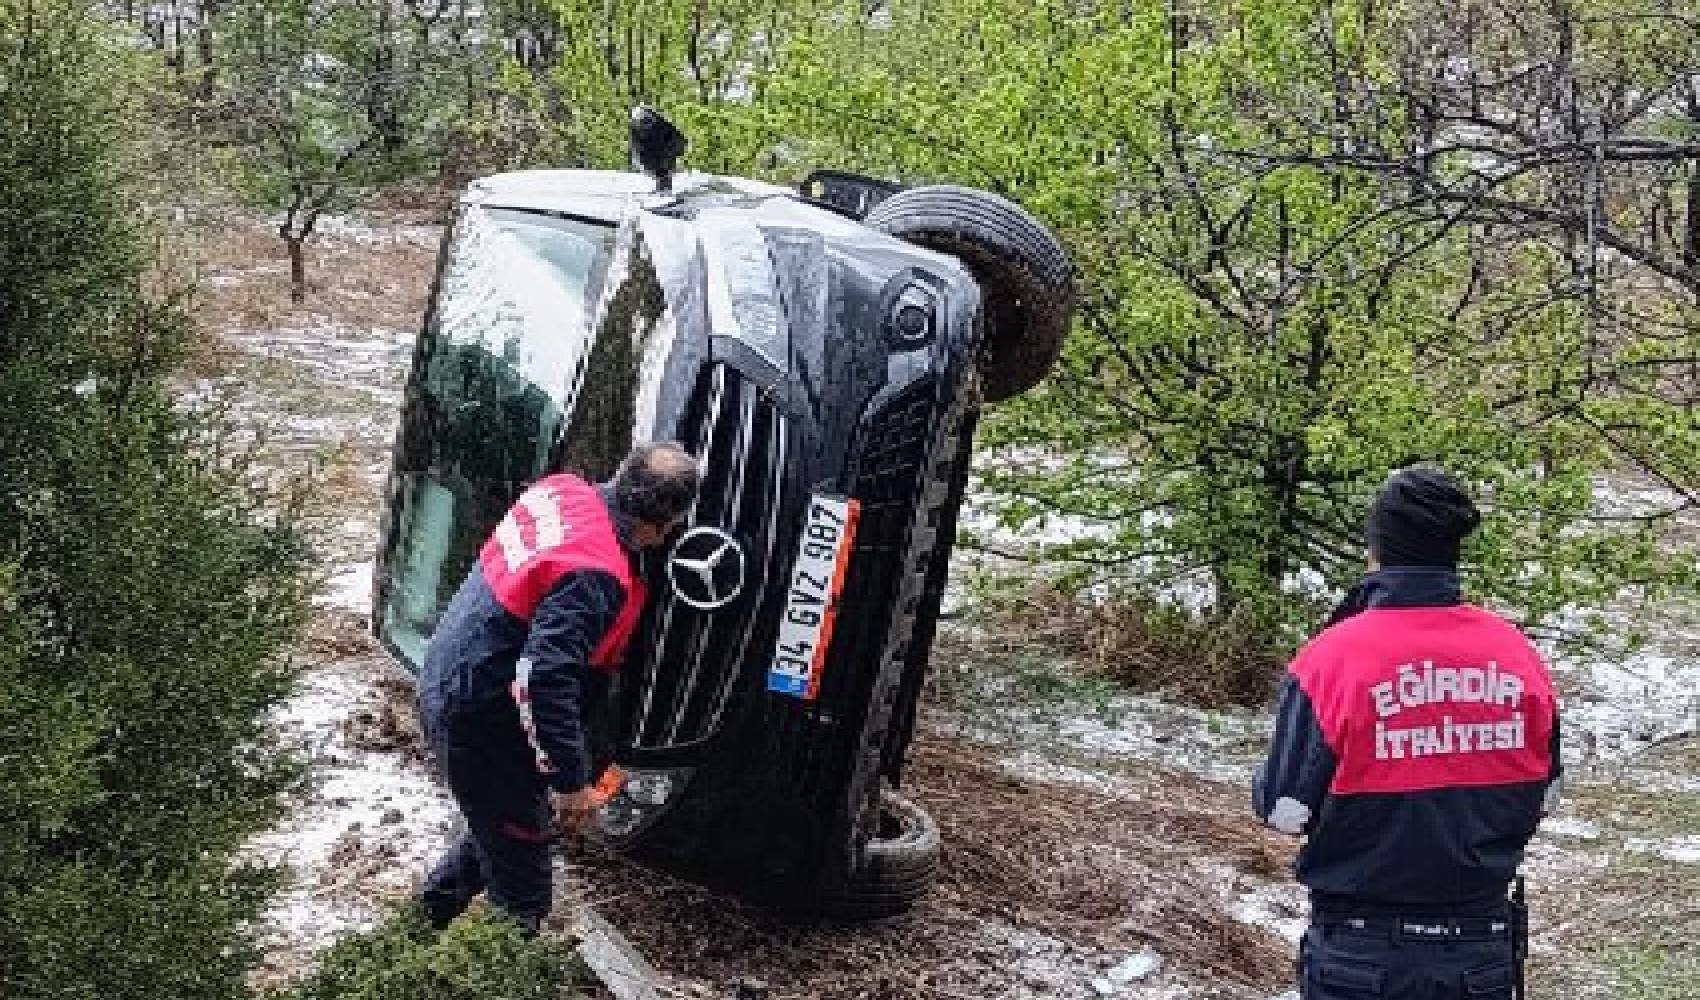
[629, 106, 688, 193]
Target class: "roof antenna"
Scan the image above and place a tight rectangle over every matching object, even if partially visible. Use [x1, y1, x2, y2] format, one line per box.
[630, 105, 688, 194]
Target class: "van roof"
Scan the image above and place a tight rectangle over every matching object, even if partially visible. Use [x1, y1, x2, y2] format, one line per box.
[464, 169, 793, 222]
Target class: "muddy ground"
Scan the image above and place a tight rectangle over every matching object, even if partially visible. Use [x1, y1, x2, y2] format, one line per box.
[197, 209, 1700, 1000]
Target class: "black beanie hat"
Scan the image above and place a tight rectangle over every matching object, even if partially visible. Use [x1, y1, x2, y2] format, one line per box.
[1366, 467, 1481, 567]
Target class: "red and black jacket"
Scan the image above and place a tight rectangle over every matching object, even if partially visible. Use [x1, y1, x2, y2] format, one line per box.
[420, 474, 648, 793]
[1253, 568, 1562, 917]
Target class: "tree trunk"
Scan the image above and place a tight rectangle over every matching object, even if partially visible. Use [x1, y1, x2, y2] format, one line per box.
[196, 15, 215, 103]
[286, 236, 306, 303]
[1684, 167, 1700, 268]
[372, 2, 405, 154]
[1211, 562, 1241, 622]
[167, 0, 185, 80]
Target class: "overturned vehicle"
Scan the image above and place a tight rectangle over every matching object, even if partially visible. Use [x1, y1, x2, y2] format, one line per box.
[373, 117, 1074, 917]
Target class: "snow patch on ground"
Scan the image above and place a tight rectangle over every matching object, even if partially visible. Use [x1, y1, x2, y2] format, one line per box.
[981, 920, 1107, 998]
[316, 561, 375, 614]
[1589, 476, 1692, 519]
[935, 669, 1269, 786]
[275, 213, 442, 248]
[995, 750, 1127, 793]
[248, 662, 457, 970]
[954, 470, 1223, 613]
[1542, 605, 1700, 766]
[1625, 835, 1700, 864]
[1090, 948, 1164, 995]
[984, 930, 1204, 1000]
[216, 219, 445, 982]
[224, 327, 412, 399]
[1230, 881, 1308, 945]
[1540, 816, 1603, 840]
[958, 484, 1120, 551]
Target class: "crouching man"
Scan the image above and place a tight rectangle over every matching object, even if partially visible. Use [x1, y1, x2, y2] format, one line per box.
[1254, 467, 1561, 999]
[416, 442, 701, 933]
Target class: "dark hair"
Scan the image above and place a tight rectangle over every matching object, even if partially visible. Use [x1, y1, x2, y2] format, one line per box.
[612, 441, 701, 527]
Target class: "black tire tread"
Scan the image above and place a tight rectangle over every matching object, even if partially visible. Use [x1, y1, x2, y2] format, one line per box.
[869, 186, 1069, 273]
[866, 185, 1074, 402]
[817, 791, 940, 920]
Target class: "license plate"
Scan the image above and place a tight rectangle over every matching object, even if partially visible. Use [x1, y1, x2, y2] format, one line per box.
[768, 494, 861, 700]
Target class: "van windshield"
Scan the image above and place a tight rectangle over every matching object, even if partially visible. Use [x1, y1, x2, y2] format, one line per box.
[377, 207, 615, 668]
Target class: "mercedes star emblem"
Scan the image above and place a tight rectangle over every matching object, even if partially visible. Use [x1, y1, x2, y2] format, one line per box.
[666, 526, 746, 611]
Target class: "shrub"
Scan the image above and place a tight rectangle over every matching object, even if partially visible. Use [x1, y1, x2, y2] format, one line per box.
[275, 908, 584, 1000]
[966, 578, 1283, 708]
[0, 1, 313, 997]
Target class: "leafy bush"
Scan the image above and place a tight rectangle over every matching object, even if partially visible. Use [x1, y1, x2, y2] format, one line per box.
[964, 577, 1282, 707]
[745, 0, 1699, 657]
[275, 908, 584, 1000]
[514, 0, 1698, 662]
[0, 1, 313, 997]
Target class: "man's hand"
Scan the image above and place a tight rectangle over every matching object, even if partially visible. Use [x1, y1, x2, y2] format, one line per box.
[551, 787, 601, 834]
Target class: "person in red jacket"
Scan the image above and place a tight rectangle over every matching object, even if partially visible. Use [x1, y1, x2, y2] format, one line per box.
[1255, 467, 1561, 999]
[415, 441, 700, 933]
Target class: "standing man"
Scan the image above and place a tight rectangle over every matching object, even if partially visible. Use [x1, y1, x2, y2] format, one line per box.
[1254, 467, 1561, 999]
[416, 441, 701, 934]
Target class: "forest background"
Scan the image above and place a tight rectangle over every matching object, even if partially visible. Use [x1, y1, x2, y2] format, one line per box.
[181, 0, 1700, 679]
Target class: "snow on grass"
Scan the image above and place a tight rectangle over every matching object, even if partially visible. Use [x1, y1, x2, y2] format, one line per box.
[932, 653, 1271, 786]
[212, 215, 452, 982]
[248, 660, 458, 969]
[1540, 604, 1700, 768]
[1229, 881, 1307, 945]
[308, 213, 442, 247]
[1541, 816, 1604, 841]
[958, 482, 1121, 552]
[315, 561, 374, 614]
[1624, 836, 1700, 864]
[1589, 475, 1692, 519]
[994, 750, 1127, 793]
[223, 327, 412, 400]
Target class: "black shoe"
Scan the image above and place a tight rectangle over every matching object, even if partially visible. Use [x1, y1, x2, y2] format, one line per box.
[416, 896, 456, 932]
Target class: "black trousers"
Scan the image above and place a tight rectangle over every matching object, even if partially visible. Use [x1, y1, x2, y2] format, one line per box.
[1300, 921, 1518, 999]
[417, 703, 555, 933]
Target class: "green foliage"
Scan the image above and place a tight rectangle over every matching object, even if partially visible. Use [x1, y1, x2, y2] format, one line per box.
[483, 0, 831, 170]
[333, 0, 1698, 666]
[127, 0, 1698, 670]
[205, 0, 472, 296]
[957, 573, 1282, 705]
[0, 1, 313, 996]
[534, 0, 1700, 660]
[274, 907, 583, 1000]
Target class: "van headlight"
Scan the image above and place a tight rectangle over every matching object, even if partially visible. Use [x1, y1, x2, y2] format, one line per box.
[625, 771, 675, 806]
[886, 286, 936, 350]
[592, 766, 692, 838]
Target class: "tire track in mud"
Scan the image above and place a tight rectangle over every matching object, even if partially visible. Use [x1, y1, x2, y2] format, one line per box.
[557, 730, 1295, 1000]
